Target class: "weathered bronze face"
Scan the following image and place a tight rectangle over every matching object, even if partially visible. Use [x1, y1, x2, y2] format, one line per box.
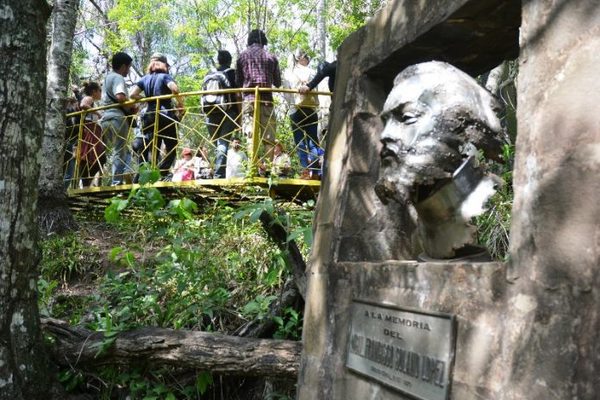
[376, 61, 504, 205]
[375, 61, 506, 258]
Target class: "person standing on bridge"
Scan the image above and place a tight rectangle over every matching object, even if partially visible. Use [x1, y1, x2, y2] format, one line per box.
[284, 49, 320, 180]
[130, 53, 185, 181]
[236, 29, 282, 166]
[100, 52, 136, 186]
[203, 50, 239, 179]
[78, 81, 105, 187]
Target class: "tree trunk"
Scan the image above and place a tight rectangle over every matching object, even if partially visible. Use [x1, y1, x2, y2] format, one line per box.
[38, 0, 80, 235]
[0, 2, 54, 400]
[42, 319, 301, 379]
[316, 0, 327, 60]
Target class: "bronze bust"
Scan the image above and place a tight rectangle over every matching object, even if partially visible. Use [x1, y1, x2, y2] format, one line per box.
[375, 61, 507, 259]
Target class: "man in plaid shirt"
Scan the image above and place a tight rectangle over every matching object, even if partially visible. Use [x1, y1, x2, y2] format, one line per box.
[236, 29, 282, 166]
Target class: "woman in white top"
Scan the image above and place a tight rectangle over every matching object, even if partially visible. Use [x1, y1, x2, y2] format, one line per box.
[225, 137, 248, 179]
[172, 148, 198, 182]
[272, 142, 291, 177]
[283, 49, 320, 179]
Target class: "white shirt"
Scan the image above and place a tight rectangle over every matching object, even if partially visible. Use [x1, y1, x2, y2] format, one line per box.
[283, 63, 319, 114]
[272, 153, 291, 176]
[226, 148, 248, 178]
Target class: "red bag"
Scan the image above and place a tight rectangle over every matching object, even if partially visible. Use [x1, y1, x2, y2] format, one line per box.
[181, 169, 195, 181]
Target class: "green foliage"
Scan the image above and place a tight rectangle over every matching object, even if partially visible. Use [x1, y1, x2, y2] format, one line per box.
[195, 372, 213, 395]
[40, 233, 102, 283]
[328, 0, 385, 49]
[43, 193, 308, 397]
[242, 295, 277, 320]
[234, 198, 314, 254]
[273, 307, 302, 340]
[476, 144, 515, 260]
[37, 278, 59, 317]
[59, 369, 85, 392]
[106, 0, 174, 63]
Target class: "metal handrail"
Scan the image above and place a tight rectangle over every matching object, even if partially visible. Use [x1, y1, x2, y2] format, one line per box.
[64, 87, 331, 191]
[65, 87, 332, 118]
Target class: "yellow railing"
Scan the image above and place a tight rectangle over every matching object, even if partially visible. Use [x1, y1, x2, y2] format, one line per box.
[64, 87, 331, 191]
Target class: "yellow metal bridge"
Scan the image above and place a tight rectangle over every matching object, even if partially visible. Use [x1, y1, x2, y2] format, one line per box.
[65, 87, 330, 209]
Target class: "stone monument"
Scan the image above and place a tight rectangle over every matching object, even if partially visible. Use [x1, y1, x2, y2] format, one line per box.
[297, 0, 599, 399]
[375, 61, 506, 260]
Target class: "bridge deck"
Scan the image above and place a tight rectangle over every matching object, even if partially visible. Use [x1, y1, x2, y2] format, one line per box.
[67, 177, 320, 211]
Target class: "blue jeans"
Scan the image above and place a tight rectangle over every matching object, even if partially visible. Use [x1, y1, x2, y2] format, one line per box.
[101, 116, 130, 185]
[290, 107, 319, 171]
[207, 108, 238, 178]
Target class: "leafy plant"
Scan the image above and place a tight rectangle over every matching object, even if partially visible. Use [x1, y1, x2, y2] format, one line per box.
[242, 295, 278, 320]
[476, 144, 514, 260]
[40, 233, 102, 283]
[273, 307, 302, 340]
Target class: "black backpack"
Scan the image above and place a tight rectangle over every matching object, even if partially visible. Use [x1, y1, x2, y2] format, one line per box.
[201, 68, 233, 112]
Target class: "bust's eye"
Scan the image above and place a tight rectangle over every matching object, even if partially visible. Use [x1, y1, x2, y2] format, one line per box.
[391, 107, 418, 124]
[400, 112, 418, 124]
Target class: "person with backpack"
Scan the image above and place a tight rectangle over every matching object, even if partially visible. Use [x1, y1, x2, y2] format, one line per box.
[202, 50, 239, 178]
[130, 53, 185, 180]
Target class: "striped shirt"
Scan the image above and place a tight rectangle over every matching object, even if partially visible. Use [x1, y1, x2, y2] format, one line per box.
[236, 44, 281, 102]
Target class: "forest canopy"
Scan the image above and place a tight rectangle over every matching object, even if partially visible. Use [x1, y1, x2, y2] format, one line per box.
[73, 0, 386, 87]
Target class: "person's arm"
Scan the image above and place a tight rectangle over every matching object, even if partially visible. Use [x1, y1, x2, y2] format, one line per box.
[300, 61, 335, 93]
[167, 80, 185, 117]
[79, 95, 101, 119]
[235, 59, 243, 89]
[129, 85, 143, 100]
[111, 77, 137, 114]
[173, 159, 184, 173]
[79, 96, 94, 110]
[282, 70, 295, 105]
[112, 78, 129, 103]
[273, 58, 282, 88]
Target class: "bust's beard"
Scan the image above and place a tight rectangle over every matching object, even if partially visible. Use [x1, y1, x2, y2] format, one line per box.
[375, 135, 464, 206]
[375, 162, 413, 205]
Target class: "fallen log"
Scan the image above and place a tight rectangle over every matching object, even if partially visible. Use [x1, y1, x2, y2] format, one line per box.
[41, 318, 301, 378]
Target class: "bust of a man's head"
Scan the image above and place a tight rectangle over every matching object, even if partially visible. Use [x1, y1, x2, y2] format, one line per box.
[375, 61, 506, 259]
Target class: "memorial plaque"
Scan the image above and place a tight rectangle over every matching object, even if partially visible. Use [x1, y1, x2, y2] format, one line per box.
[346, 300, 456, 400]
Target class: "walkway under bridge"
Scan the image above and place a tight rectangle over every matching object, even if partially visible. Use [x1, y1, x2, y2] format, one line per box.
[65, 87, 330, 210]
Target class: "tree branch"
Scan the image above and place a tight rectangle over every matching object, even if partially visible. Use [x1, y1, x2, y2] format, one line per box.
[259, 211, 307, 298]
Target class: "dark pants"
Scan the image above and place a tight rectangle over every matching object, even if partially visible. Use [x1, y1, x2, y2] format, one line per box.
[137, 111, 179, 176]
[206, 107, 238, 178]
[290, 107, 319, 171]
[63, 126, 78, 189]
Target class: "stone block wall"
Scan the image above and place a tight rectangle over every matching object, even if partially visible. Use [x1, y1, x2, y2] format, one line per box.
[298, 0, 520, 398]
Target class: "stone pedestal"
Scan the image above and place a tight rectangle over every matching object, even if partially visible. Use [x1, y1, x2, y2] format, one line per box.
[301, 262, 506, 399]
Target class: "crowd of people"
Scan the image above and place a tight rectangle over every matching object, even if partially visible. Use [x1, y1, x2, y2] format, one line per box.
[65, 29, 335, 188]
